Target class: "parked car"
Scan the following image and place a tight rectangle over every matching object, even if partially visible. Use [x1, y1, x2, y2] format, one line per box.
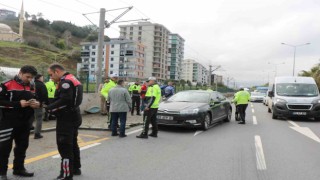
[157, 90, 232, 130]
[263, 90, 271, 106]
[250, 91, 265, 102]
[268, 76, 320, 120]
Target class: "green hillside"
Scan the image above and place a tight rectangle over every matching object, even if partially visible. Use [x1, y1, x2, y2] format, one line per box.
[0, 17, 98, 75]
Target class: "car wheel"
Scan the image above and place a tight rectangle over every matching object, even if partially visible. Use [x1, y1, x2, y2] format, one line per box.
[202, 113, 211, 130]
[224, 108, 232, 122]
[272, 107, 277, 119]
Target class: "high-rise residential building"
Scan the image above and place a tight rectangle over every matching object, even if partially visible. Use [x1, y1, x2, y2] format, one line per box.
[119, 22, 170, 80]
[181, 59, 208, 85]
[168, 34, 185, 80]
[77, 38, 145, 81]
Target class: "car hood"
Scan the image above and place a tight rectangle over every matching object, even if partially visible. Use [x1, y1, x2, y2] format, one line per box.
[159, 101, 207, 111]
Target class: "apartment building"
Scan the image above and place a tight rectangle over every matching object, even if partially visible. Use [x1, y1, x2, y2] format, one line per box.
[181, 59, 208, 85]
[77, 38, 145, 81]
[0, 9, 16, 20]
[168, 34, 185, 80]
[119, 22, 170, 80]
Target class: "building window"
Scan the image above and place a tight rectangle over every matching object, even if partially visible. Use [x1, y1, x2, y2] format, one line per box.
[91, 64, 95, 68]
[130, 27, 133, 30]
[138, 37, 141, 41]
[110, 64, 113, 68]
[92, 52, 96, 55]
[91, 58, 95, 62]
[111, 51, 114, 55]
[139, 26, 142, 30]
[111, 44, 114, 48]
[110, 71, 113, 74]
[130, 32, 133, 35]
[138, 31, 142, 35]
[111, 57, 114, 61]
[92, 45, 96, 49]
[130, 37, 133, 40]
[84, 45, 89, 50]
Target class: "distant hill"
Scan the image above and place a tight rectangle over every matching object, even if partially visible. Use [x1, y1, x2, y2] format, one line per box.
[0, 16, 104, 75]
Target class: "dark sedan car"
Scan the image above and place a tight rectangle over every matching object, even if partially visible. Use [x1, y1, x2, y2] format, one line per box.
[157, 90, 232, 130]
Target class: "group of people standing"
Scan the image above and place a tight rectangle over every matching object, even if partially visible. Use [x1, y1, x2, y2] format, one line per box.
[0, 64, 83, 180]
[100, 75, 175, 139]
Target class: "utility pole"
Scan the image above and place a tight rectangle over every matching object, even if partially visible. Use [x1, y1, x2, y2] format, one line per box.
[95, 8, 106, 92]
[208, 65, 221, 89]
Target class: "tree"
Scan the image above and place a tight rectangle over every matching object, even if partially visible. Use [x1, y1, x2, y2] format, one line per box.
[299, 64, 320, 89]
[25, 12, 30, 21]
[31, 14, 37, 21]
[37, 12, 44, 19]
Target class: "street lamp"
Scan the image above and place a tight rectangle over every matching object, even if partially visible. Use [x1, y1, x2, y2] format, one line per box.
[281, 42, 310, 76]
[268, 62, 285, 77]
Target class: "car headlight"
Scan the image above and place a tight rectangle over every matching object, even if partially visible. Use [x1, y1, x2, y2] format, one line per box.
[180, 108, 199, 115]
[312, 99, 320, 104]
[275, 98, 287, 104]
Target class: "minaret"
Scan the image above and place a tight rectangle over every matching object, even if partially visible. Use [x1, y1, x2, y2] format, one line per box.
[19, 1, 24, 40]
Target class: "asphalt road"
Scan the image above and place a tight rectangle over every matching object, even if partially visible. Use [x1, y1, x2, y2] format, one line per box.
[5, 102, 320, 180]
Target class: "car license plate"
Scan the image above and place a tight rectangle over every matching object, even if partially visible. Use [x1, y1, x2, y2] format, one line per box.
[292, 112, 307, 115]
[157, 115, 173, 120]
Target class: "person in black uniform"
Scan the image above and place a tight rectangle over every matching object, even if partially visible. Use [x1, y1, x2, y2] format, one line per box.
[0, 65, 39, 180]
[33, 74, 49, 139]
[45, 64, 83, 180]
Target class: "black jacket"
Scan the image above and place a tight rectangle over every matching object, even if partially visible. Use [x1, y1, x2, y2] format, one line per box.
[35, 80, 49, 106]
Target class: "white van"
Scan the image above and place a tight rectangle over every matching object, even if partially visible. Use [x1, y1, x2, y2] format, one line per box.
[267, 76, 320, 120]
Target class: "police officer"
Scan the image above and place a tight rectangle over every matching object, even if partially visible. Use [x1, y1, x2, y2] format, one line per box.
[101, 73, 118, 128]
[232, 87, 250, 124]
[0, 65, 39, 180]
[45, 64, 83, 180]
[136, 77, 161, 139]
[129, 81, 141, 116]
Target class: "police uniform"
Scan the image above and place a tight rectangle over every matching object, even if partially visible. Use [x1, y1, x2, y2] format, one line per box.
[0, 76, 36, 177]
[137, 83, 161, 138]
[232, 90, 250, 124]
[46, 73, 83, 179]
[129, 83, 141, 115]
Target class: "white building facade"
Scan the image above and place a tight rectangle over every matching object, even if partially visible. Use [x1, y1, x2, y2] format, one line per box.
[168, 34, 185, 80]
[77, 38, 145, 81]
[181, 59, 208, 85]
[119, 22, 170, 80]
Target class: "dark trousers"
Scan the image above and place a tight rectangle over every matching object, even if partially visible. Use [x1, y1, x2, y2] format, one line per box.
[56, 108, 82, 178]
[0, 123, 30, 175]
[142, 108, 158, 135]
[111, 112, 127, 135]
[237, 104, 248, 122]
[131, 96, 141, 115]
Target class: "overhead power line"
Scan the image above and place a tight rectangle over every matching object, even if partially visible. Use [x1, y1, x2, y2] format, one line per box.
[0, 2, 19, 10]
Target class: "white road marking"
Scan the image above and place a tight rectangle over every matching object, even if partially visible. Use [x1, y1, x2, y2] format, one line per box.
[194, 131, 204, 136]
[52, 143, 101, 159]
[288, 121, 320, 143]
[287, 120, 299, 127]
[127, 128, 143, 135]
[255, 135, 267, 170]
[253, 116, 257, 125]
[252, 109, 255, 113]
[251, 103, 254, 108]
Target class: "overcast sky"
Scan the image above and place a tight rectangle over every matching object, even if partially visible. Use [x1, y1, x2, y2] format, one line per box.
[1, 0, 320, 87]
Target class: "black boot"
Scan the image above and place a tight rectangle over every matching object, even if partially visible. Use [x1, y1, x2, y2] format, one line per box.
[73, 168, 81, 175]
[13, 169, 34, 177]
[148, 133, 158, 138]
[34, 133, 43, 139]
[136, 133, 148, 139]
[56, 174, 73, 180]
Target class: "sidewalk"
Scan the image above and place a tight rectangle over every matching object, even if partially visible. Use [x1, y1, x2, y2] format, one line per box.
[40, 113, 144, 131]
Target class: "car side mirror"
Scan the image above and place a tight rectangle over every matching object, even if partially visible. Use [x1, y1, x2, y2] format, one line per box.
[268, 91, 274, 97]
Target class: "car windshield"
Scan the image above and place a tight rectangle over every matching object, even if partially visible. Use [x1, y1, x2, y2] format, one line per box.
[276, 83, 319, 97]
[167, 91, 210, 103]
